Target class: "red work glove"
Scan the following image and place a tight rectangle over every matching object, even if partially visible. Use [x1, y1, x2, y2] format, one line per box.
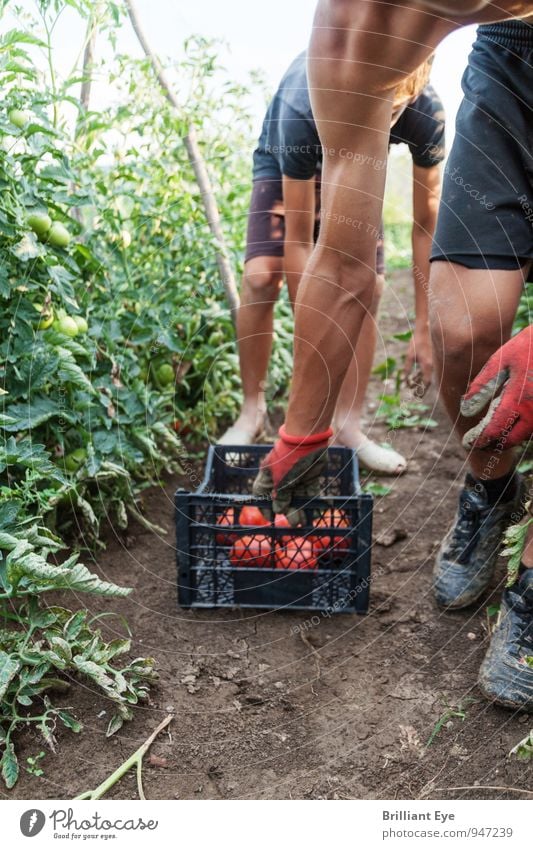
[252, 424, 333, 524]
[461, 326, 533, 450]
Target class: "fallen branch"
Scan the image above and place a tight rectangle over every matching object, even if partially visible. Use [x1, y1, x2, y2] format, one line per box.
[75, 714, 173, 800]
[420, 784, 533, 798]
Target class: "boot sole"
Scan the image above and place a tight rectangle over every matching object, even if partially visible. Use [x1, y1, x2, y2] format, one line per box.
[434, 580, 490, 611]
[478, 681, 533, 713]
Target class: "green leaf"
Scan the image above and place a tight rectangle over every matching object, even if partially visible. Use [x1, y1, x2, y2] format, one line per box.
[0, 437, 65, 483]
[57, 710, 82, 733]
[0, 651, 20, 700]
[56, 350, 95, 393]
[0, 28, 47, 49]
[106, 713, 124, 737]
[104, 639, 131, 660]
[363, 482, 391, 497]
[502, 517, 533, 586]
[510, 729, 533, 761]
[47, 635, 72, 662]
[39, 719, 57, 752]
[10, 232, 45, 262]
[24, 662, 50, 685]
[1, 741, 19, 789]
[73, 658, 116, 697]
[393, 330, 413, 342]
[64, 611, 86, 641]
[1, 396, 76, 432]
[0, 500, 22, 529]
[9, 548, 131, 598]
[372, 357, 397, 379]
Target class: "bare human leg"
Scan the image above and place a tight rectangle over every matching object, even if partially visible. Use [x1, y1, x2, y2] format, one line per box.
[332, 274, 407, 473]
[284, 2, 451, 437]
[220, 255, 283, 443]
[430, 261, 525, 481]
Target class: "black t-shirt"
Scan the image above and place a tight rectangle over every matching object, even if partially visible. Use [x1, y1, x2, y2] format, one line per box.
[253, 52, 446, 180]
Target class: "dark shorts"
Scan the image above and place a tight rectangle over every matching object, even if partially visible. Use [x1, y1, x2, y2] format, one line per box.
[431, 21, 533, 272]
[245, 177, 386, 275]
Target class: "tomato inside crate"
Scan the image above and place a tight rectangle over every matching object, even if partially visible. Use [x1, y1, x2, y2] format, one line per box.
[176, 444, 373, 613]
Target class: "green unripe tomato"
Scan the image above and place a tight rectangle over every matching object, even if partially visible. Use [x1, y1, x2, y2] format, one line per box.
[33, 302, 54, 330]
[8, 108, 31, 129]
[73, 315, 88, 333]
[63, 448, 87, 473]
[46, 222, 72, 248]
[27, 212, 52, 238]
[156, 363, 174, 386]
[54, 315, 79, 337]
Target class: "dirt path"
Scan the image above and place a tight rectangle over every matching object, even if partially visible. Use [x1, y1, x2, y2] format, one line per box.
[9, 271, 533, 801]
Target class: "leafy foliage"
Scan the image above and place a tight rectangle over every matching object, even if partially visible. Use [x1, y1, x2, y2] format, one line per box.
[1, 2, 284, 787]
[509, 729, 533, 762]
[373, 357, 437, 430]
[502, 516, 533, 587]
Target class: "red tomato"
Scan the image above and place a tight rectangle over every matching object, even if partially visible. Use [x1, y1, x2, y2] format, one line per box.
[230, 534, 271, 567]
[239, 505, 269, 527]
[311, 508, 350, 556]
[216, 507, 237, 545]
[271, 514, 295, 547]
[172, 419, 191, 436]
[274, 514, 290, 528]
[314, 508, 349, 529]
[275, 537, 317, 570]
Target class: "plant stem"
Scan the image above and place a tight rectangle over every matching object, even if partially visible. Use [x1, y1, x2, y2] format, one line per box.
[74, 714, 172, 800]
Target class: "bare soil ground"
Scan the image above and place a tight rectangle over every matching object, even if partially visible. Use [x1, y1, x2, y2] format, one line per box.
[7, 271, 533, 800]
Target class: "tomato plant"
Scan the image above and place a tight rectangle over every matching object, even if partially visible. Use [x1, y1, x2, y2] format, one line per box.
[0, 2, 294, 789]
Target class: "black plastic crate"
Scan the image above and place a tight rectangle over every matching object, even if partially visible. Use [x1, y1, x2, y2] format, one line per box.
[175, 444, 373, 614]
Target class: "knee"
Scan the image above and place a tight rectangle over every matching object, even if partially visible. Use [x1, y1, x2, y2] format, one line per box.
[336, 255, 378, 312]
[431, 319, 473, 366]
[430, 311, 499, 373]
[243, 268, 283, 303]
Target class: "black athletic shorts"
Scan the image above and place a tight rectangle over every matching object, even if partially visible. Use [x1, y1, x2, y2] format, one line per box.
[245, 177, 386, 275]
[431, 20, 533, 272]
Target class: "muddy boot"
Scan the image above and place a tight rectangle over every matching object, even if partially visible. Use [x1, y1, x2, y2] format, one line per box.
[433, 473, 524, 610]
[478, 568, 533, 711]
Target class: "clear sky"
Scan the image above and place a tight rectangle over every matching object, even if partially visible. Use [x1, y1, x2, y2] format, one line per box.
[8, 1, 479, 145]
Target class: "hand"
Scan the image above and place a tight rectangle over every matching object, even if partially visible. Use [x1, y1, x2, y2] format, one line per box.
[252, 425, 332, 524]
[404, 325, 433, 392]
[461, 326, 533, 450]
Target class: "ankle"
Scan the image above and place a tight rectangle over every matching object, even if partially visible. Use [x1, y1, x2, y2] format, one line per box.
[333, 418, 363, 445]
[239, 401, 266, 423]
[468, 469, 519, 505]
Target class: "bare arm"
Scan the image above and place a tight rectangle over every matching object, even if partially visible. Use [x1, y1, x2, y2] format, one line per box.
[282, 175, 316, 308]
[404, 163, 441, 386]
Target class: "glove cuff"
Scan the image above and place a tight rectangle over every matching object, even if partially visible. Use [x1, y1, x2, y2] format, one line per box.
[279, 424, 333, 447]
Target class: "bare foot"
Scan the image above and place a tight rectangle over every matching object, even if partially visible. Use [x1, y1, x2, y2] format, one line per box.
[218, 408, 266, 446]
[334, 426, 407, 475]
